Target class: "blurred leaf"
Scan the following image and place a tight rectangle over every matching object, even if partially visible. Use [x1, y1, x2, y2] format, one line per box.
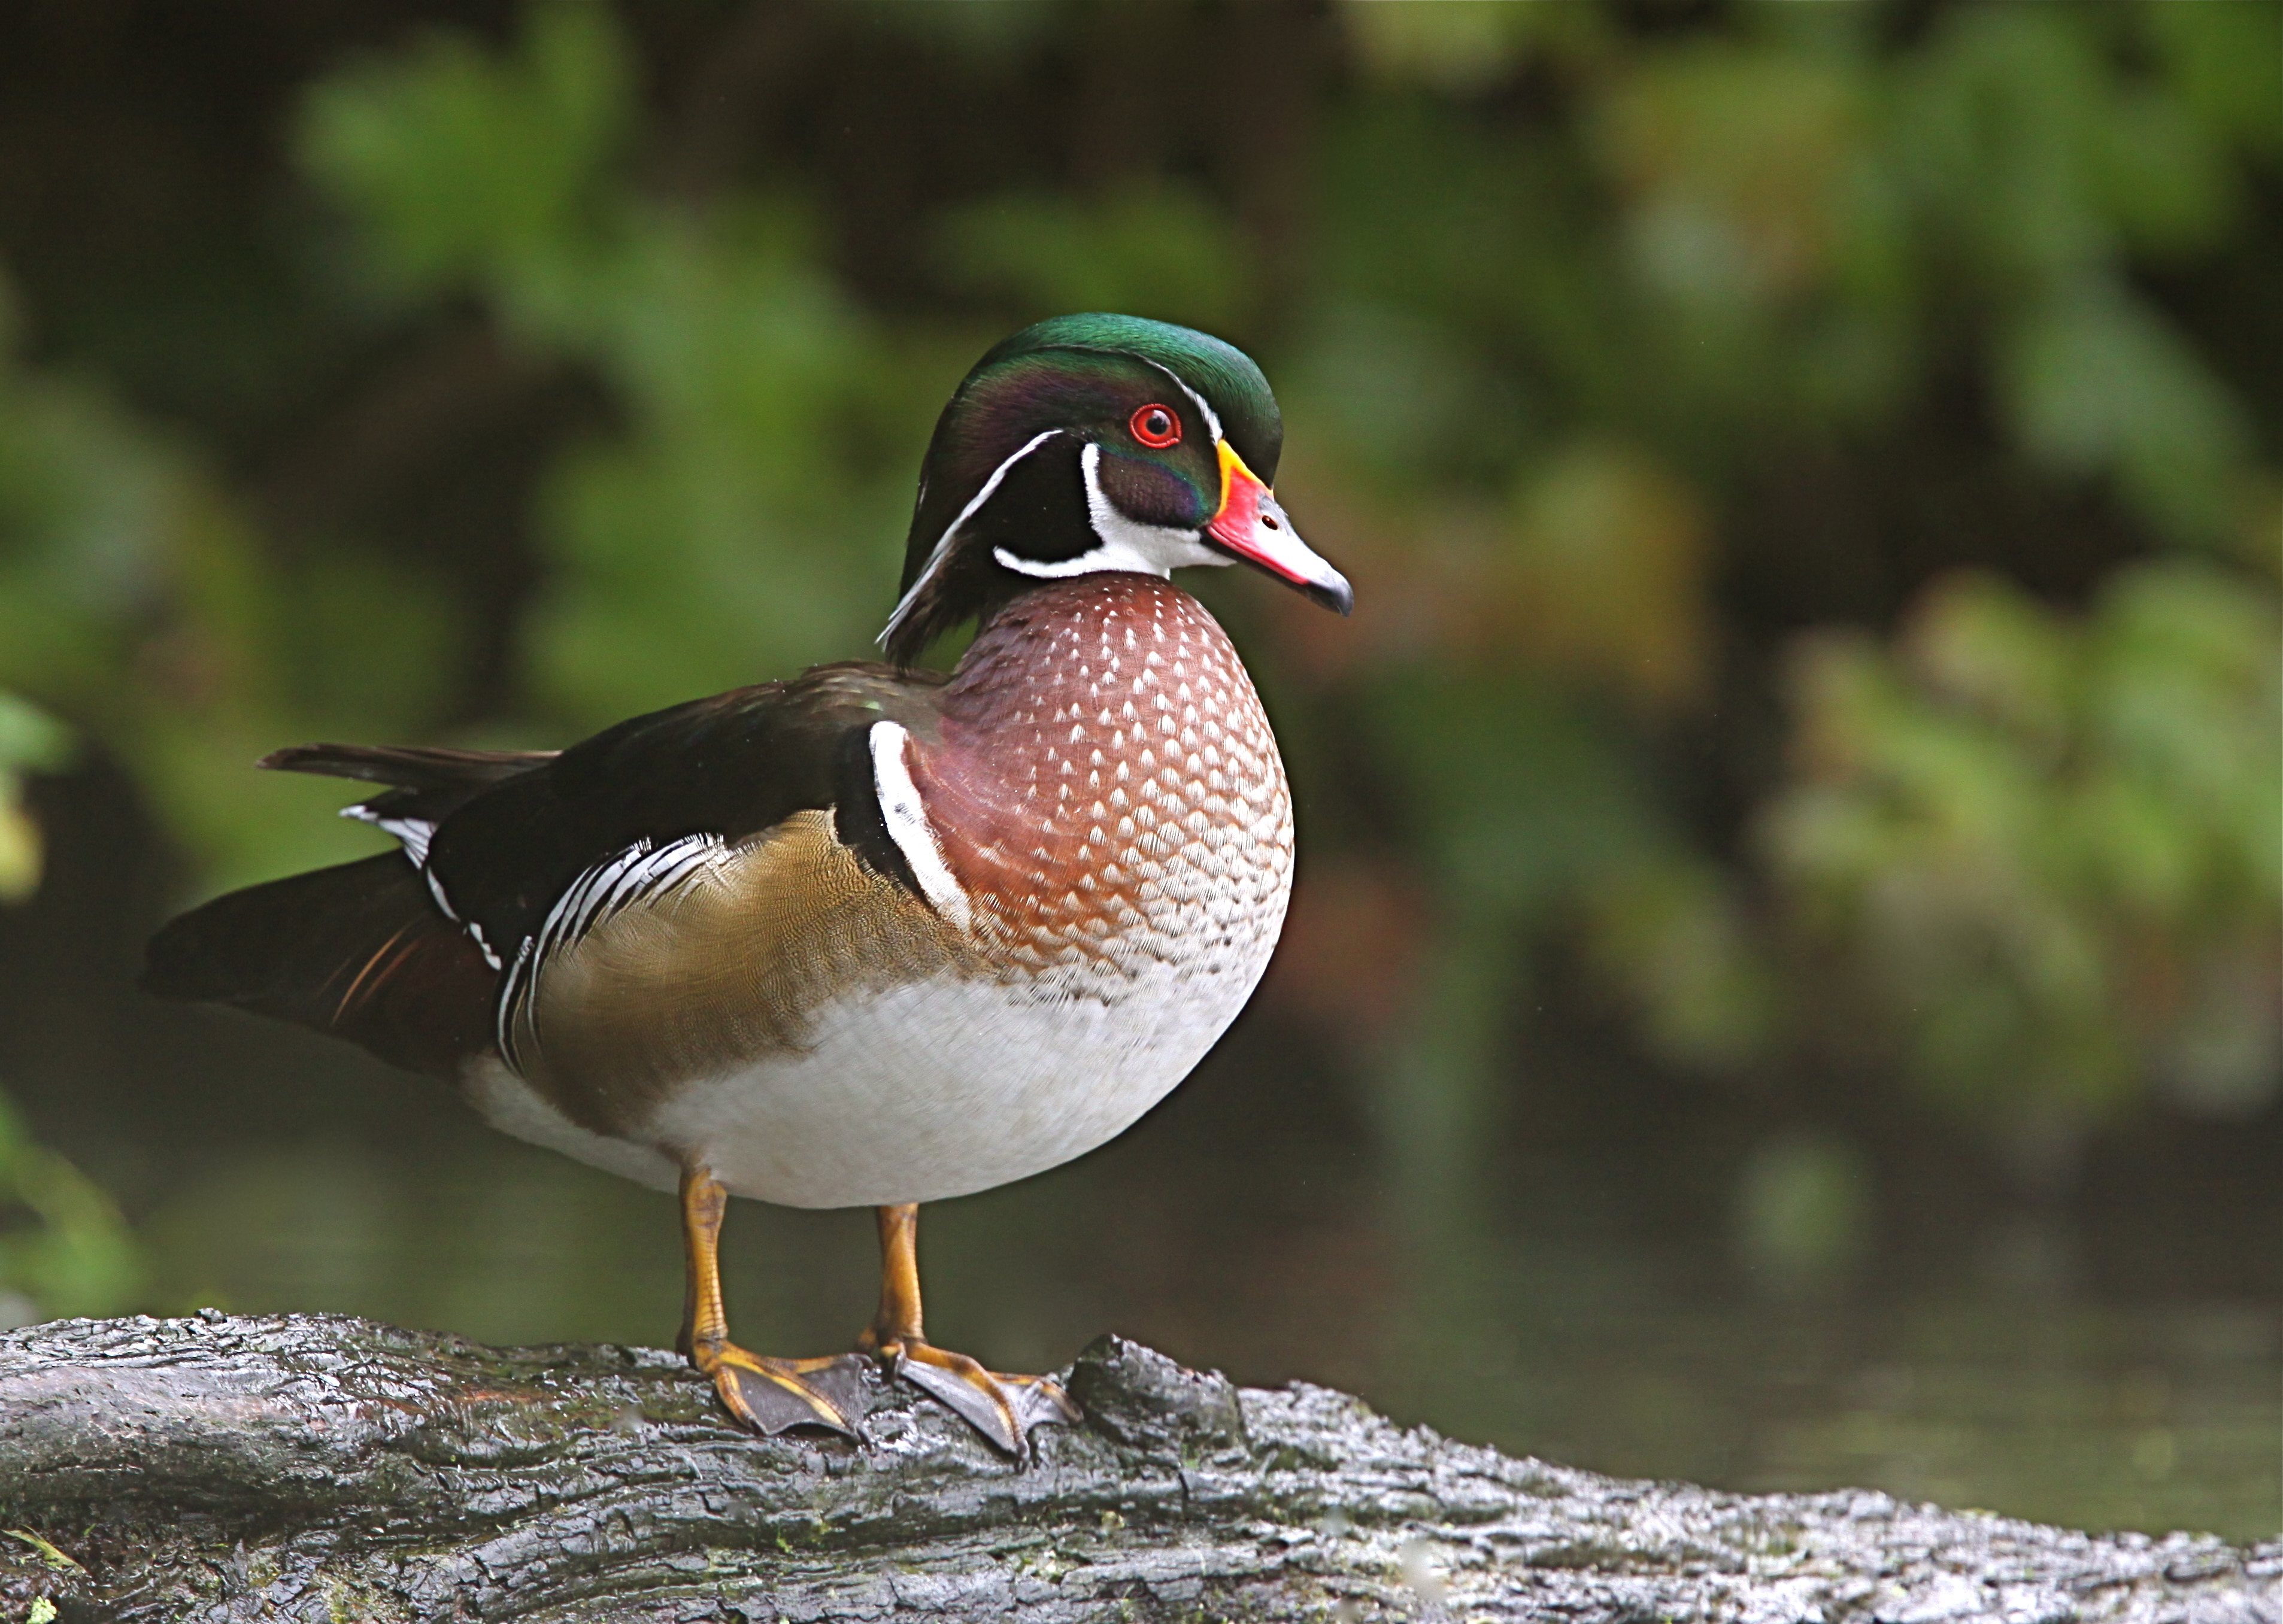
[0, 693, 69, 903]
[1601, 44, 1863, 305]
[0, 327, 180, 699]
[1585, 857, 1775, 1071]
[0, 1089, 146, 1322]
[2087, 83, 2237, 259]
[2141, 0, 2283, 160]
[519, 208, 893, 723]
[1901, 570, 2073, 754]
[2000, 277, 2253, 548]
[1365, 671, 1660, 921]
[300, 0, 631, 299]
[0, 693, 70, 778]
[0, 265, 396, 894]
[1283, 302, 1518, 489]
[1339, 0, 1604, 93]
[1893, 7, 2117, 289]
[1503, 440, 1711, 709]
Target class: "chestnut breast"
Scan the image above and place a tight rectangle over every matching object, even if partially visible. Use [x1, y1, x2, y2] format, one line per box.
[913, 573, 1295, 1003]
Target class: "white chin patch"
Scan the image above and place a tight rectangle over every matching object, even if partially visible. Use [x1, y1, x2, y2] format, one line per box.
[994, 441, 1226, 582]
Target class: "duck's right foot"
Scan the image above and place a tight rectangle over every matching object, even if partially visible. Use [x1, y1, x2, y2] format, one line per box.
[695, 1343, 872, 1438]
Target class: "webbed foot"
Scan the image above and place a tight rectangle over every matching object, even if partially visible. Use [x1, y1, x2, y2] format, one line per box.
[699, 1344, 874, 1438]
[869, 1334, 1078, 1456]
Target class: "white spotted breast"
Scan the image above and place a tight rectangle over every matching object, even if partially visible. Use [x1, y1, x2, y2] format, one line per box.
[911, 572, 1295, 1010]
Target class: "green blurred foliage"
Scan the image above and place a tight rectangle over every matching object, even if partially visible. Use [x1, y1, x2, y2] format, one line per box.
[0, 0, 2273, 1274]
[0, 705, 147, 1324]
[302, 0, 922, 726]
[0, 262, 474, 892]
[0, 692, 69, 903]
[0, 1087, 145, 1325]
[1294, 0, 2279, 1183]
[1766, 561, 2281, 1129]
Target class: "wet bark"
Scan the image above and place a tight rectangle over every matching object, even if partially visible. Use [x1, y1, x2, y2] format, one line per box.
[0, 1313, 2270, 1622]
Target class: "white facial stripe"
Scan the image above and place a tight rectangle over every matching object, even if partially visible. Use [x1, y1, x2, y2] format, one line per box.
[880, 428, 1063, 646]
[1129, 356, 1223, 444]
[995, 441, 1226, 582]
[868, 721, 972, 932]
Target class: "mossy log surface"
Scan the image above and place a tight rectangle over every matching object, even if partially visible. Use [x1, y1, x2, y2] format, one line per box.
[0, 1314, 2271, 1623]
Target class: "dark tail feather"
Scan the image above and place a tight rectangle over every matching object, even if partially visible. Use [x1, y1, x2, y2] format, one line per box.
[143, 853, 498, 1079]
[262, 742, 555, 824]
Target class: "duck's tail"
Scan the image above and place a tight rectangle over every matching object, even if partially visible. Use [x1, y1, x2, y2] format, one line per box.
[143, 855, 498, 1081]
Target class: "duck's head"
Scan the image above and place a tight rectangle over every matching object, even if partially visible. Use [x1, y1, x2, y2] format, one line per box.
[881, 313, 1352, 664]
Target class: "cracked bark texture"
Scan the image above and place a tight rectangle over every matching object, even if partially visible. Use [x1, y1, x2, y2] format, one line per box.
[0, 1314, 2272, 1622]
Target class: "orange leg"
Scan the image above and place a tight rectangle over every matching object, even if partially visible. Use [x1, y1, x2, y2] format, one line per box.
[854, 1201, 1078, 1457]
[680, 1164, 870, 1437]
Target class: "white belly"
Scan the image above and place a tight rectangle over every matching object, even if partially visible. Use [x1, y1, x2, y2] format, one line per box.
[463, 951, 1268, 1208]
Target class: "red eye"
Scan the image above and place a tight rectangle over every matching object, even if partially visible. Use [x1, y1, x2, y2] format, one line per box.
[1129, 404, 1181, 448]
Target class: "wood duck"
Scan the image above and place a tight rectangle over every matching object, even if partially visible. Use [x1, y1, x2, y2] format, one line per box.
[143, 314, 1351, 1456]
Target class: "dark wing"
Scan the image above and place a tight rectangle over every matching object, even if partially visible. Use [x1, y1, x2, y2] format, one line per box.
[422, 661, 951, 964]
[141, 854, 495, 1079]
[141, 661, 948, 1078]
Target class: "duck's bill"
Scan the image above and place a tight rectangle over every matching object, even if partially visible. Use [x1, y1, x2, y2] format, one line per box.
[1205, 442, 1354, 615]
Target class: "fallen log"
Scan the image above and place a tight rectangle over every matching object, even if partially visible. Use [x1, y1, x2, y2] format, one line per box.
[0, 1313, 2271, 1621]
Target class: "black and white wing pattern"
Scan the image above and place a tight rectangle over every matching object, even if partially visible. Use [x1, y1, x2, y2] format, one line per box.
[491, 832, 728, 1069]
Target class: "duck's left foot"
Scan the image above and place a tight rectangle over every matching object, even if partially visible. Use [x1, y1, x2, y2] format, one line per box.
[871, 1335, 1078, 1456]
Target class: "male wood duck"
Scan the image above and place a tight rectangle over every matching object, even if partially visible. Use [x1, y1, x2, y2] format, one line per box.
[144, 314, 1351, 1456]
